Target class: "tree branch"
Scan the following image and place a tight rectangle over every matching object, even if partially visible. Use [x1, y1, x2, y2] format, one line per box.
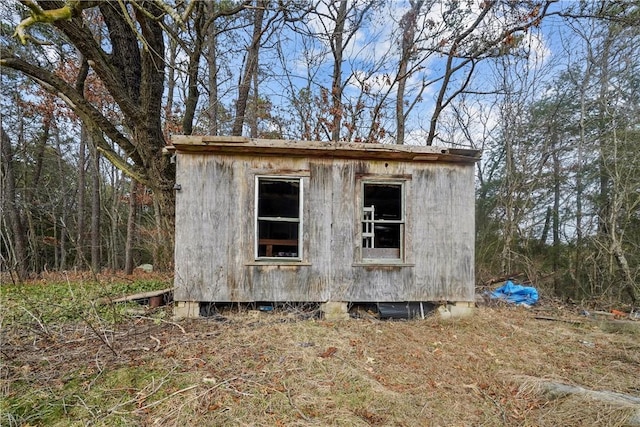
[15, 0, 78, 44]
[0, 50, 144, 169]
[30, 2, 145, 123]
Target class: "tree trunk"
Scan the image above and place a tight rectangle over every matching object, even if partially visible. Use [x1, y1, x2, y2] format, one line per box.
[0, 125, 28, 281]
[124, 180, 139, 275]
[207, 3, 219, 136]
[232, 0, 265, 137]
[75, 125, 88, 268]
[539, 206, 551, 247]
[596, 33, 612, 236]
[611, 235, 638, 303]
[24, 114, 51, 273]
[519, 375, 640, 412]
[396, 0, 423, 145]
[108, 165, 122, 270]
[25, 205, 39, 273]
[151, 184, 175, 271]
[500, 64, 516, 274]
[165, 36, 177, 137]
[27, 114, 50, 204]
[552, 134, 561, 292]
[501, 145, 515, 275]
[231, 0, 267, 136]
[330, 0, 347, 142]
[575, 85, 586, 288]
[59, 201, 68, 270]
[90, 141, 101, 273]
[183, 2, 206, 135]
[53, 217, 59, 269]
[54, 129, 68, 270]
[249, 57, 259, 138]
[73, 56, 89, 269]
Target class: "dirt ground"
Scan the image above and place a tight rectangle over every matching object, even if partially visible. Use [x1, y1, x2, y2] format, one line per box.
[2, 299, 639, 426]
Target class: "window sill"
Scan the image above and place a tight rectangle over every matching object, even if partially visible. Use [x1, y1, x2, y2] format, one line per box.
[352, 262, 415, 268]
[246, 261, 312, 267]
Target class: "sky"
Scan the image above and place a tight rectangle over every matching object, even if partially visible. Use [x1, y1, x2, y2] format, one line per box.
[242, 0, 566, 147]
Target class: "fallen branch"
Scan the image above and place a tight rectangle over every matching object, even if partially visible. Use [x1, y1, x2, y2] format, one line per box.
[517, 375, 640, 426]
[133, 316, 186, 335]
[21, 306, 50, 336]
[97, 288, 173, 305]
[476, 385, 507, 424]
[108, 367, 177, 415]
[285, 382, 310, 421]
[540, 382, 640, 405]
[150, 335, 161, 351]
[534, 316, 584, 324]
[482, 272, 525, 286]
[111, 288, 173, 304]
[133, 384, 199, 413]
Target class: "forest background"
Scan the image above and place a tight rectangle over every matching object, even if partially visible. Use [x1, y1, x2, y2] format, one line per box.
[1, 0, 639, 304]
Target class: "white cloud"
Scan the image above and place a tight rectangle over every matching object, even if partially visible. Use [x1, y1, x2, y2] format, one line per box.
[523, 31, 552, 70]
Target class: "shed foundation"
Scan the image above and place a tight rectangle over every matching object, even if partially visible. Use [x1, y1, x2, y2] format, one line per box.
[321, 301, 350, 321]
[174, 301, 200, 319]
[439, 301, 475, 319]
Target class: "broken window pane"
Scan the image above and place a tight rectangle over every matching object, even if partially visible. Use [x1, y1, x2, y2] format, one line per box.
[364, 184, 401, 221]
[362, 183, 403, 259]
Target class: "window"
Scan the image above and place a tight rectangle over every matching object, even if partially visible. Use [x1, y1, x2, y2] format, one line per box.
[362, 182, 404, 260]
[255, 177, 302, 260]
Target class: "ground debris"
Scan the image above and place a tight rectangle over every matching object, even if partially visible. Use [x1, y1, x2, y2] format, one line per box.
[3, 303, 639, 426]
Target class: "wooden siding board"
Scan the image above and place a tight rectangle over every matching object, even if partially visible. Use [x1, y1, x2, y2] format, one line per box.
[246, 265, 316, 301]
[174, 155, 232, 301]
[309, 161, 333, 300]
[411, 165, 475, 301]
[414, 167, 448, 300]
[447, 164, 475, 300]
[349, 267, 414, 301]
[329, 162, 360, 300]
[226, 161, 251, 300]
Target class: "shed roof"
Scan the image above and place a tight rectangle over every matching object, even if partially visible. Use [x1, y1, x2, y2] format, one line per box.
[168, 136, 481, 164]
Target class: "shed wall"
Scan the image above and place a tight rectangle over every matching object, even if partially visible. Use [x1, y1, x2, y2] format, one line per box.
[174, 152, 475, 303]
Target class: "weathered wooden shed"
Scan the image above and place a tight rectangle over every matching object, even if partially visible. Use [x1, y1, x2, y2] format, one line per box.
[169, 136, 481, 318]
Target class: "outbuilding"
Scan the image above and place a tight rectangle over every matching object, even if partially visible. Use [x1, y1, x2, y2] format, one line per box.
[169, 136, 481, 318]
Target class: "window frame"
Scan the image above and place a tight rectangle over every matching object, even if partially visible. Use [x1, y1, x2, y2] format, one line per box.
[254, 175, 304, 262]
[360, 180, 406, 263]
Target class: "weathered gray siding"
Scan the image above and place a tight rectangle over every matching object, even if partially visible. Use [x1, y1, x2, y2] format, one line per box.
[174, 151, 475, 303]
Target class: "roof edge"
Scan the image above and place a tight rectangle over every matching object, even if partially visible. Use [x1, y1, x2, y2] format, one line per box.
[167, 135, 482, 163]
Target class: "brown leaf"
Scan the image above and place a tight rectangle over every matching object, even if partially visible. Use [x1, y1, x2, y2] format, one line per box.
[319, 346, 337, 358]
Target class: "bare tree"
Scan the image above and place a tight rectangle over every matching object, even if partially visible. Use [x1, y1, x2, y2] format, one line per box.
[232, 1, 266, 136]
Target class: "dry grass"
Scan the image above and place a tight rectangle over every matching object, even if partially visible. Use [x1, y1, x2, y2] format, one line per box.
[2, 292, 639, 426]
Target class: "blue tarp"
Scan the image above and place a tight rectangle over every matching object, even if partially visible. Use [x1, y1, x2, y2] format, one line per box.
[490, 281, 539, 306]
